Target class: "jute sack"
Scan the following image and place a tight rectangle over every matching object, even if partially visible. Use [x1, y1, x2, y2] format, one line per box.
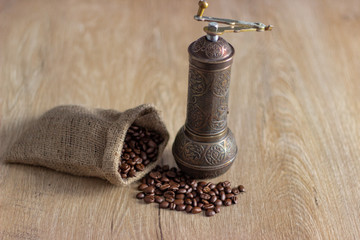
[3, 104, 169, 186]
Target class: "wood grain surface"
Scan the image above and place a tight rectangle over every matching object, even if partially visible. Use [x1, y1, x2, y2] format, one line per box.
[1, 0, 360, 239]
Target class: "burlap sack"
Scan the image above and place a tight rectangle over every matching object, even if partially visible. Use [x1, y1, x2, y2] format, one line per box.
[3, 104, 169, 186]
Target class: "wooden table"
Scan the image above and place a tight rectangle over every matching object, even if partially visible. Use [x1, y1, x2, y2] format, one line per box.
[1, 0, 360, 239]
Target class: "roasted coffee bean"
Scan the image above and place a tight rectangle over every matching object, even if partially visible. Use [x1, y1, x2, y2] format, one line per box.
[224, 199, 232, 206]
[185, 198, 192, 205]
[198, 181, 207, 187]
[214, 205, 221, 213]
[160, 176, 170, 182]
[121, 173, 127, 178]
[155, 196, 164, 203]
[225, 187, 232, 194]
[128, 169, 136, 177]
[220, 191, 226, 201]
[144, 195, 155, 204]
[216, 183, 224, 191]
[192, 198, 198, 207]
[162, 165, 170, 171]
[138, 183, 148, 191]
[146, 178, 154, 186]
[201, 199, 209, 205]
[174, 199, 184, 205]
[176, 204, 186, 211]
[164, 191, 175, 198]
[159, 201, 169, 209]
[159, 183, 170, 191]
[136, 192, 145, 199]
[135, 164, 145, 171]
[232, 188, 240, 195]
[214, 199, 223, 206]
[203, 204, 215, 210]
[143, 186, 155, 194]
[177, 188, 187, 194]
[169, 203, 176, 210]
[210, 195, 217, 203]
[149, 171, 162, 179]
[136, 165, 245, 217]
[191, 207, 202, 214]
[165, 197, 175, 203]
[205, 209, 216, 217]
[185, 205, 193, 213]
[200, 193, 211, 200]
[238, 185, 245, 192]
[226, 193, 235, 199]
[154, 189, 163, 195]
[186, 192, 194, 199]
[176, 194, 185, 200]
[143, 160, 150, 166]
[203, 186, 211, 193]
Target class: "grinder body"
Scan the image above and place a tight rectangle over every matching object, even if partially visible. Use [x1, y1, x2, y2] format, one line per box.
[172, 35, 237, 179]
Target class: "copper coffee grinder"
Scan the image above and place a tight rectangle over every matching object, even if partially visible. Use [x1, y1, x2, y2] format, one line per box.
[173, 0, 272, 178]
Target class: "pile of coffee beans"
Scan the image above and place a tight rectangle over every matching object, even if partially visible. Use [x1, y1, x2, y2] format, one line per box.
[119, 125, 163, 179]
[136, 165, 245, 217]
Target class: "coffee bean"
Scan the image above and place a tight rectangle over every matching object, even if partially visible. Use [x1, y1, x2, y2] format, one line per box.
[176, 204, 186, 211]
[226, 193, 234, 199]
[220, 191, 226, 201]
[200, 193, 211, 200]
[232, 188, 240, 195]
[144, 195, 155, 204]
[165, 197, 175, 203]
[210, 195, 217, 203]
[203, 204, 215, 210]
[136, 192, 145, 199]
[198, 181, 207, 187]
[128, 169, 136, 177]
[225, 187, 232, 194]
[185, 205, 193, 213]
[136, 165, 245, 217]
[224, 199, 232, 206]
[216, 183, 224, 191]
[177, 188, 187, 194]
[143, 186, 155, 194]
[238, 185, 245, 192]
[214, 205, 221, 213]
[155, 196, 164, 203]
[184, 198, 192, 205]
[138, 183, 148, 191]
[214, 199, 223, 206]
[175, 194, 185, 200]
[169, 203, 176, 210]
[174, 199, 184, 205]
[135, 164, 145, 171]
[164, 191, 175, 198]
[159, 201, 169, 209]
[191, 207, 202, 214]
[205, 209, 216, 217]
[149, 171, 162, 179]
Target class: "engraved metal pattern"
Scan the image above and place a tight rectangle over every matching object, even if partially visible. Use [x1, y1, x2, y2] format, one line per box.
[186, 66, 231, 134]
[191, 36, 232, 60]
[173, 36, 237, 179]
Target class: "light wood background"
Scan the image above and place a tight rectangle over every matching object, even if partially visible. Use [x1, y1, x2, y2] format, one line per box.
[1, 0, 360, 239]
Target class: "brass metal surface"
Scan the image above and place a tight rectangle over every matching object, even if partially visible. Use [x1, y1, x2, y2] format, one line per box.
[195, 0, 273, 35]
[172, 36, 237, 178]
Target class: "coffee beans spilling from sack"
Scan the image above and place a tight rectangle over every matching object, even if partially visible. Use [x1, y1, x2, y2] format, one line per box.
[136, 165, 245, 217]
[119, 125, 164, 179]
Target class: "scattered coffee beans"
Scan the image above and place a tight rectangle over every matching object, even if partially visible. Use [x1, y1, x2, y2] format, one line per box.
[119, 125, 163, 179]
[136, 165, 245, 217]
